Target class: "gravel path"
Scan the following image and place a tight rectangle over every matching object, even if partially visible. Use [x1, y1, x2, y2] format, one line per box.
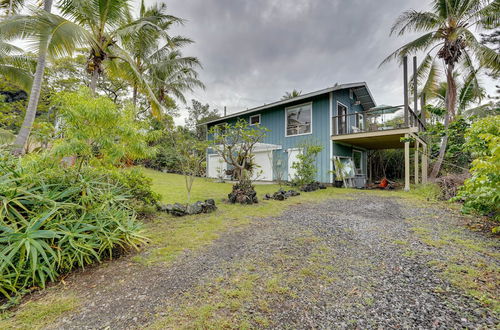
[50, 195, 498, 329]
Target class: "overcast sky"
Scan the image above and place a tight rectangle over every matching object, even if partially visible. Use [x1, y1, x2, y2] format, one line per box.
[149, 0, 440, 124]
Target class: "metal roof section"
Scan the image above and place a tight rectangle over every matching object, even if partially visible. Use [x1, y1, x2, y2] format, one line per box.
[203, 82, 377, 126]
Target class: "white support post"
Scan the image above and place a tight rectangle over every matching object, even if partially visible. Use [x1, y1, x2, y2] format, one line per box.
[414, 140, 419, 184]
[404, 134, 410, 191]
[422, 142, 428, 184]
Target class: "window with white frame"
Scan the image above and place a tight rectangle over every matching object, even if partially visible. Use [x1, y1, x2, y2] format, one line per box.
[249, 114, 261, 125]
[286, 103, 312, 136]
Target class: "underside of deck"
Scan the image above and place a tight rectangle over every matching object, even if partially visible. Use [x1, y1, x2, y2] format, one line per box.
[331, 127, 419, 149]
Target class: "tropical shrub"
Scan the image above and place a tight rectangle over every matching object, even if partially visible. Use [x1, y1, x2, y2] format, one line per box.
[109, 168, 161, 210]
[291, 142, 323, 186]
[52, 88, 154, 168]
[456, 116, 499, 222]
[0, 155, 147, 301]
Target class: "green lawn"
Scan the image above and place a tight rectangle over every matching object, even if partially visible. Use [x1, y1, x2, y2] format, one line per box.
[0, 169, 438, 329]
[139, 168, 354, 265]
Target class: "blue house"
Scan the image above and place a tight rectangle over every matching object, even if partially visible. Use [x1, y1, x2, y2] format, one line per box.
[203, 81, 427, 187]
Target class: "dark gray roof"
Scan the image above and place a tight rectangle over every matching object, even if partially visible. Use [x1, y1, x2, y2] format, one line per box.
[203, 82, 376, 126]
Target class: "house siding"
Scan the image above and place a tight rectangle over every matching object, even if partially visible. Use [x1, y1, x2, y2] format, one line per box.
[207, 88, 369, 183]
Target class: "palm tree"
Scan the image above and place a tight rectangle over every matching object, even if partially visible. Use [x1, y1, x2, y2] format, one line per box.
[1, 0, 181, 150]
[115, 0, 204, 110]
[10, 0, 53, 155]
[0, 39, 34, 91]
[281, 89, 302, 100]
[0, 0, 25, 16]
[383, 0, 499, 177]
[430, 73, 486, 117]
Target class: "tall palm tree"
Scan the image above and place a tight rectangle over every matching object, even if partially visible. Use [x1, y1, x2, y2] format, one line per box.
[383, 0, 499, 177]
[115, 0, 203, 110]
[281, 89, 302, 100]
[10, 0, 52, 155]
[1, 0, 179, 150]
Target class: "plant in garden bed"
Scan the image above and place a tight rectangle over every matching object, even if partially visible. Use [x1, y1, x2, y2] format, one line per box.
[0, 155, 147, 304]
[331, 157, 348, 188]
[290, 141, 324, 191]
[208, 119, 269, 204]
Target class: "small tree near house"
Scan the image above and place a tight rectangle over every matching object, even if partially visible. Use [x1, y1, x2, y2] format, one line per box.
[291, 141, 323, 187]
[209, 119, 269, 204]
[174, 130, 209, 202]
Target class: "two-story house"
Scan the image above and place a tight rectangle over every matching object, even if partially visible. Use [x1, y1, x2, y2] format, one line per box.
[203, 81, 427, 188]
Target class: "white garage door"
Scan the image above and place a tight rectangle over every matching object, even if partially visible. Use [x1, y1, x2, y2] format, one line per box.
[287, 148, 301, 181]
[251, 151, 273, 181]
[207, 154, 226, 179]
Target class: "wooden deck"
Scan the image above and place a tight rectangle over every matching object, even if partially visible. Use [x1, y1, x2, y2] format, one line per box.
[331, 127, 419, 149]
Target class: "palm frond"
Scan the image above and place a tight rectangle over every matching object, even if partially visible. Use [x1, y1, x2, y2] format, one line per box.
[380, 31, 440, 66]
[390, 10, 440, 36]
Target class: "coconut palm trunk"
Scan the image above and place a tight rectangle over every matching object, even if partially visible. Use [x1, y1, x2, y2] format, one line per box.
[89, 68, 99, 94]
[430, 63, 457, 178]
[12, 0, 53, 155]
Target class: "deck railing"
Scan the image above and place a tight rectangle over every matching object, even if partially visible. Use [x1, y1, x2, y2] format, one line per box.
[331, 106, 425, 136]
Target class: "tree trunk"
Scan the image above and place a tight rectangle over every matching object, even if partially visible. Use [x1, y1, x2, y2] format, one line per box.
[133, 85, 138, 108]
[89, 69, 99, 94]
[430, 63, 456, 178]
[12, 0, 53, 155]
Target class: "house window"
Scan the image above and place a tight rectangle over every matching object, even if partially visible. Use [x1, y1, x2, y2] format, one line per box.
[337, 102, 347, 134]
[286, 103, 312, 136]
[353, 150, 363, 174]
[349, 89, 354, 100]
[249, 114, 261, 125]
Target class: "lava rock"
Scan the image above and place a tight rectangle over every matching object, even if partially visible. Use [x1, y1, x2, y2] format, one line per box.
[264, 189, 300, 201]
[187, 202, 203, 215]
[170, 203, 187, 216]
[300, 181, 327, 192]
[203, 199, 217, 213]
[228, 181, 258, 204]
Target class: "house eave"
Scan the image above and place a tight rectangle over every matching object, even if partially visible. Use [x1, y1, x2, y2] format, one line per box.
[202, 82, 376, 126]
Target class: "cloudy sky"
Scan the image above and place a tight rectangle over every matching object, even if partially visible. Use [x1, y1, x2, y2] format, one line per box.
[147, 0, 492, 124]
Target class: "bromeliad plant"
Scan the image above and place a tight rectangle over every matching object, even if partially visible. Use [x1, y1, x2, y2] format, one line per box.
[0, 155, 147, 302]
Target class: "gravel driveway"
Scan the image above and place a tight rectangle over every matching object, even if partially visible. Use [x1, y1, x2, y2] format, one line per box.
[50, 194, 498, 329]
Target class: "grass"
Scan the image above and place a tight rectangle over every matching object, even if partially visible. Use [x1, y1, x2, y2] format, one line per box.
[148, 231, 337, 329]
[0, 291, 79, 330]
[138, 168, 353, 265]
[405, 215, 500, 314]
[3, 169, 493, 326]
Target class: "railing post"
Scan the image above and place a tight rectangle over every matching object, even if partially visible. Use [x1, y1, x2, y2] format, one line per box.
[403, 56, 409, 127]
[413, 56, 418, 126]
[420, 93, 426, 128]
[404, 133, 410, 191]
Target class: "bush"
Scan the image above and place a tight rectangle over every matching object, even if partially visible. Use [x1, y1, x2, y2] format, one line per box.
[456, 116, 500, 222]
[110, 168, 161, 210]
[0, 155, 147, 302]
[291, 142, 323, 186]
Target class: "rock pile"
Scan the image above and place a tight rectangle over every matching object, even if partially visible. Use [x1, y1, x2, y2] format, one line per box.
[228, 180, 258, 204]
[263, 189, 300, 201]
[159, 199, 217, 217]
[300, 181, 327, 192]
